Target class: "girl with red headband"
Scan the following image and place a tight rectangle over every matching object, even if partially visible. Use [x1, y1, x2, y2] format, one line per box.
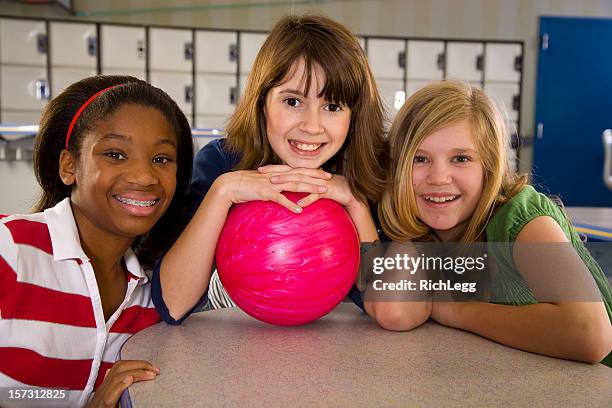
[0, 75, 194, 407]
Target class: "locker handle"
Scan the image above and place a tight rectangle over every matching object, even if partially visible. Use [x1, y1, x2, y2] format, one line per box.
[475, 54, 483, 71]
[514, 55, 522, 72]
[35, 79, 50, 101]
[436, 52, 445, 70]
[512, 94, 520, 111]
[184, 42, 194, 60]
[184, 85, 193, 103]
[137, 39, 146, 59]
[37, 33, 48, 55]
[229, 44, 238, 62]
[398, 51, 406, 69]
[87, 36, 98, 57]
[230, 86, 237, 105]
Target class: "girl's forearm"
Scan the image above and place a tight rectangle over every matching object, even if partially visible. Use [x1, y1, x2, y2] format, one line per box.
[457, 301, 612, 363]
[346, 200, 378, 242]
[159, 180, 232, 320]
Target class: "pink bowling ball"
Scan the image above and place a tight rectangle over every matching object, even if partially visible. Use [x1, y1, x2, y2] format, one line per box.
[216, 191, 360, 326]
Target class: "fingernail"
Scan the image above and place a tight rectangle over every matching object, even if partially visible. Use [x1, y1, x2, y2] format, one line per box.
[325, 172, 332, 178]
[123, 376, 133, 384]
[318, 186, 327, 193]
[297, 200, 304, 206]
[270, 176, 278, 182]
[294, 206, 302, 213]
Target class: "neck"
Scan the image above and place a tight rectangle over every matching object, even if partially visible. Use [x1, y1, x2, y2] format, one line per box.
[70, 202, 133, 277]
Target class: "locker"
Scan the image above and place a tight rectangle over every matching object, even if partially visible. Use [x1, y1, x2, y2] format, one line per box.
[149, 28, 193, 72]
[367, 39, 405, 79]
[51, 67, 97, 97]
[196, 73, 237, 116]
[406, 79, 437, 99]
[100, 25, 146, 71]
[484, 43, 521, 82]
[239, 74, 250, 98]
[49, 22, 97, 68]
[406, 40, 444, 80]
[196, 31, 237, 74]
[484, 82, 520, 121]
[0, 19, 47, 66]
[357, 36, 366, 51]
[0, 65, 49, 110]
[377, 79, 405, 120]
[239, 33, 267, 73]
[1, 110, 42, 125]
[149, 71, 193, 115]
[0, 161, 39, 213]
[100, 68, 146, 81]
[446, 42, 483, 82]
[195, 115, 227, 130]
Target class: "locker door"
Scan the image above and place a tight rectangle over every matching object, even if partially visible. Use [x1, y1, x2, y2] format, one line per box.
[100, 25, 146, 71]
[357, 36, 366, 51]
[195, 115, 227, 130]
[51, 67, 97, 97]
[377, 79, 405, 121]
[1, 110, 42, 125]
[367, 39, 405, 79]
[196, 73, 237, 115]
[0, 65, 49, 110]
[484, 82, 520, 121]
[446, 42, 483, 82]
[0, 19, 47, 65]
[149, 71, 193, 115]
[406, 40, 444, 80]
[49, 22, 97, 68]
[239, 33, 267, 73]
[196, 31, 237, 74]
[406, 79, 437, 99]
[101, 68, 146, 80]
[149, 28, 193, 72]
[484, 43, 521, 82]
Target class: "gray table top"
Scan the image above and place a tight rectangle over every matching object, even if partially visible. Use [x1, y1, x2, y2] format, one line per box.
[122, 303, 612, 407]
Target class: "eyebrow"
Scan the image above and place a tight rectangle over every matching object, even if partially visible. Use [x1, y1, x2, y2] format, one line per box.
[100, 133, 177, 147]
[278, 88, 306, 97]
[416, 147, 479, 154]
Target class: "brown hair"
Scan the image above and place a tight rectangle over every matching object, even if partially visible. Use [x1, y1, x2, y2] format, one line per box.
[226, 14, 388, 203]
[379, 80, 528, 242]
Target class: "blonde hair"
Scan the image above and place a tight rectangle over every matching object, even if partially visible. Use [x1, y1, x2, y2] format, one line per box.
[225, 14, 388, 203]
[379, 80, 527, 242]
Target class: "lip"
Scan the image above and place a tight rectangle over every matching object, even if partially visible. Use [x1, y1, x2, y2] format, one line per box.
[288, 139, 327, 157]
[419, 194, 460, 208]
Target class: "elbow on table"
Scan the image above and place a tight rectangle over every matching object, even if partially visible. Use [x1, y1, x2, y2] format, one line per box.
[369, 302, 430, 332]
[576, 322, 612, 363]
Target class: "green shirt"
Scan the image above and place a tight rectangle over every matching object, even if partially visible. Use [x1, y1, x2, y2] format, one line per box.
[485, 185, 612, 366]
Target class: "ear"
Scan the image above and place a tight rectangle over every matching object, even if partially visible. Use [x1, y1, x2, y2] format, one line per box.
[59, 149, 77, 186]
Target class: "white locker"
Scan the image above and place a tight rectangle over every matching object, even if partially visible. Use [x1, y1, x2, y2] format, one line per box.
[484, 43, 521, 82]
[149, 28, 193, 72]
[0, 65, 48, 110]
[484, 82, 520, 121]
[0, 161, 39, 213]
[149, 71, 193, 115]
[196, 73, 237, 116]
[195, 115, 227, 130]
[100, 25, 146, 71]
[49, 22, 97, 68]
[51, 67, 97, 97]
[406, 79, 437, 99]
[406, 40, 444, 80]
[377, 79, 405, 119]
[0, 19, 47, 66]
[101, 68, 146, 81]
[1, 110, 41, 125]
[357, 36, 366, 51]
[196, 31, 237, 74]
[446, 42, 483, 82]
[239, 33, 267, 73]
[367, 39, 405, 79]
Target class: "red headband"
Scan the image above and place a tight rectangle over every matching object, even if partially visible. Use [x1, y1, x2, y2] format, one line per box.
[65, 84, 123, 150]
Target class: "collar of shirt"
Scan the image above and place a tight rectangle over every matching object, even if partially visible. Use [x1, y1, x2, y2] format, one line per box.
[44, 197, 148, 284]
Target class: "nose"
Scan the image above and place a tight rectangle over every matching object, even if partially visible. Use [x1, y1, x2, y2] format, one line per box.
[298, 106, 324, 135]
[426, 161, 452, 185]
[124, 158, 158, 187]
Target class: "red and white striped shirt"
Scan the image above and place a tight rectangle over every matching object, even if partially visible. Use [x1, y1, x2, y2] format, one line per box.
[0, 198, 160, 407]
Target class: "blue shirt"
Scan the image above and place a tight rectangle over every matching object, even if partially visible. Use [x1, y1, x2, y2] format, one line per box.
[152, 139, 376, 324]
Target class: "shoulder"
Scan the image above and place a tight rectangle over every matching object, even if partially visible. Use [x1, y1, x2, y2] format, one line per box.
[194, 138, 240, 172]
[487, 186, 572, 242]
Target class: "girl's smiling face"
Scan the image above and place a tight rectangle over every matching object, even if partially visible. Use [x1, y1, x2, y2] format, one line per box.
[63, 104, 178, 243]
[411, 120, 484, 241]
[264, 58, 351, 169]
